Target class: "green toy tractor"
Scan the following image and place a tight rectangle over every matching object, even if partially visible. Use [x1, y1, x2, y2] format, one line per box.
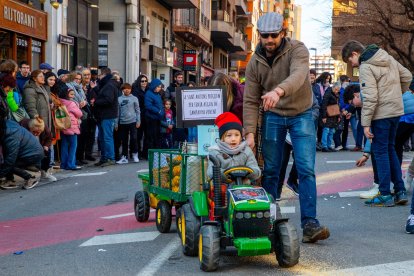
[178, 155, 300, 272]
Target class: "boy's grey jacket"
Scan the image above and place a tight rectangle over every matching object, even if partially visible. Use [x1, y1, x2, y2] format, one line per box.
[207, 143, 261, 181]
[118, 94, 140, 125]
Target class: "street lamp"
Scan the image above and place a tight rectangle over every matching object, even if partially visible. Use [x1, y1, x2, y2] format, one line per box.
[309, 47, 317, 72]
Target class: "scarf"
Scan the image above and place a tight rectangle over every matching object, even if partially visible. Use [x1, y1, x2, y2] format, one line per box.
[216, 140, 247, 156]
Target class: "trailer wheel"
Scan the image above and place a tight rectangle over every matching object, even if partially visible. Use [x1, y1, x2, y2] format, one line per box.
[134, 191, 150, 222]
[274, 222, 300, 268]
[155, 200, 172, 233]
[180, 204, 200, 256]
[199, 225, 220, 272]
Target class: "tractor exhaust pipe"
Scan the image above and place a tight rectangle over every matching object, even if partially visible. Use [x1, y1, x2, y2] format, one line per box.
[208, 155, 222, 208]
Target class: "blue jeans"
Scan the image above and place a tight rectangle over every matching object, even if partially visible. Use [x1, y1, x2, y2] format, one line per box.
[371, 117, 405, 195]
[61, 134, 77, 169]
[98, 119, 115, 162]
[322, 127, 335, 149]
[350, 114, 358, 143]
[261, 109, 318, 226]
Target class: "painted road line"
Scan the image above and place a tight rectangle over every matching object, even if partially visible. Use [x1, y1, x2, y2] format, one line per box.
[316, 260, 414, 275]
[80, 231, 160, 247]
[101, 210, 156, 220]
[338, 191, 363, 198]
[326, 160, 356, 164]
[101, 212, 135, 219]
[280, 206, 295, 214]
[137, 169, 149, 173]
[136, 238, 181, 276]
[72, 172, 108, 177]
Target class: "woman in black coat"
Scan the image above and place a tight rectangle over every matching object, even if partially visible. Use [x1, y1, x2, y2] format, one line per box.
[321, 82, 341, 152]
[131, 74, 149, 159]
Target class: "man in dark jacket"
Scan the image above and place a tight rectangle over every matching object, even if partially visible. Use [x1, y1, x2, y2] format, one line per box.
[16, 61, 30, 93]
[93, 69, 120, 167]
[165, 71, 186, 146]
[0, 120, 44, 190]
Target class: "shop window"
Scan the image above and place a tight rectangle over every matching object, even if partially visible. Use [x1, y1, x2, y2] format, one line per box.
[77, 38, 87, 67]
[0, 31, 11, 60]
[68, 0, 78, 34]
[32, 40, 42, 70]
[16, 36, 28, 65]
[78, 2, 88, 37]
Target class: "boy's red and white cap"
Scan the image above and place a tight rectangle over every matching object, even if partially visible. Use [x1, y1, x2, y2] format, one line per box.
[215, 112, 243, 138]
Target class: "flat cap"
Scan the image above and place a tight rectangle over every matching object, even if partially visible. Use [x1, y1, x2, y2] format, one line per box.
[39, 63, 54, 70]
[257, 12, 283, 33]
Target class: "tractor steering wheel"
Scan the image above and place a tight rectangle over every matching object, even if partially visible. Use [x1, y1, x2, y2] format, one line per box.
[223, 166, 254, 182]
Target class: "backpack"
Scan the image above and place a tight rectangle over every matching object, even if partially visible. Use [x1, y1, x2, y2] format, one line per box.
[53, 105, 71, 130]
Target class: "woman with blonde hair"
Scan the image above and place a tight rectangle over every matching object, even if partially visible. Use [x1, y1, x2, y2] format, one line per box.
[207, 73, 244, 123]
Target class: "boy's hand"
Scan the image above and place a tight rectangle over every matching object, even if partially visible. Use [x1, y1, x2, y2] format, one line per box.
[136, 122, 141, 128]
[245, 133, 255, 149]
[364, 127, 374, 139]
[356, 155, 368, 167]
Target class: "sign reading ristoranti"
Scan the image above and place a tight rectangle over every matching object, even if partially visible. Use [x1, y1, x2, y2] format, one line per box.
[176, 86, 227, 128]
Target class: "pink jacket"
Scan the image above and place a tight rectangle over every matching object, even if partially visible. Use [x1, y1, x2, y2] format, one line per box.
[60, 98, 82, 135]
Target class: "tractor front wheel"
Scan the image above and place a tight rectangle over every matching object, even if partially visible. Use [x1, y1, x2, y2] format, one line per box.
[199, 225, 220, 272]
[274, 222, 300, 268]
[155, 200, 172, 233]
[134, 191, 150, 222]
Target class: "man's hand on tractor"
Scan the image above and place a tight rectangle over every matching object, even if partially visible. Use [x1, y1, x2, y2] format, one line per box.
[356, 153, 369, 167]
[245, 133, 255, 150]
[261, 87, 284, 111]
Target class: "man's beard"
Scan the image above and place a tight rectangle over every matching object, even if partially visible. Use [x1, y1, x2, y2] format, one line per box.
[263, 42, 277, 55]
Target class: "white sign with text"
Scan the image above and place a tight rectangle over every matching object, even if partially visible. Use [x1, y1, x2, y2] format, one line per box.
[181, 89, 223, 121]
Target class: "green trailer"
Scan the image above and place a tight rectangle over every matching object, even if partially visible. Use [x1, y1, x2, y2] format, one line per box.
[134, 148, 208, 233]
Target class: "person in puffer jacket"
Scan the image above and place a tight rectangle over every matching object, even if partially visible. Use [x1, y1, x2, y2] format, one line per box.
[59, 88, 83, 170]
[144, 79, 164, 149]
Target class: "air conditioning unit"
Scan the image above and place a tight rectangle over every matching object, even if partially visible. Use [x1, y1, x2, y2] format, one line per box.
[141, 15, 150, 42]
[163, 28, 169, 50]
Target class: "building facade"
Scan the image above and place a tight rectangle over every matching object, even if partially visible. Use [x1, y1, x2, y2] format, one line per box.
[98, 0, 140, 83]
[0, 0, 47, 69]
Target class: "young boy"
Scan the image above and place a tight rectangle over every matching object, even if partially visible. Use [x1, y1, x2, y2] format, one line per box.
[207, 112, 261, 182]
[160, 99, 174, 149]
[116, 83, 140, 164]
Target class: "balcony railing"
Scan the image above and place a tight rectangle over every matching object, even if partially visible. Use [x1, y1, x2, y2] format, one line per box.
[174, 9, 200, 30]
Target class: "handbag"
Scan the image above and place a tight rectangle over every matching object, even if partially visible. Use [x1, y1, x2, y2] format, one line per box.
[326, 104, 340, 117]
[11, 107, 30, 122]
[54, 105, 71, 130]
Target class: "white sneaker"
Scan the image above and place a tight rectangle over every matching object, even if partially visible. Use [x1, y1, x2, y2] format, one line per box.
[41, 170, 57, 182]
[116, 156, 129, 164]
[404, 171, 413, 192]
[23, 175, 40, 190]
[132, 153, 139, 163]
[359, 183, 379, 199]
[335, 145, 343, 151]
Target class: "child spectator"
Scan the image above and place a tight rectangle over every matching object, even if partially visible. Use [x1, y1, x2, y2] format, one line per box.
[207, 112, 261, 182]
[160, 99, 174, 148]
[144, 79, 164, 149]
[116, 83, 140, 164]
[321, 82, 341, 152]
[20, 116, 57, 182]
[59, 88, 83, 170]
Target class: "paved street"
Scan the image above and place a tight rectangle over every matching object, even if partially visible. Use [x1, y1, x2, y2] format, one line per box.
[1, 149, 414, 275]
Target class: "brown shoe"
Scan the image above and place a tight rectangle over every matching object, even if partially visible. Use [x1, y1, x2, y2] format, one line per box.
[351, 146, 362, 152]
[0, 181, 19, 190]
[23, 176, 40, 190]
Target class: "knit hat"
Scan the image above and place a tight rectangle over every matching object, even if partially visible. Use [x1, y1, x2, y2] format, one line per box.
[149, 78, 163, 92]
[215, 112, 243, 138]
[257, 12, 283, 34]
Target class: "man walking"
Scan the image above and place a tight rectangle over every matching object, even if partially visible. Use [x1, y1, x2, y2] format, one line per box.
[341, 40, 412, 207]
[243, 12, 330, 243]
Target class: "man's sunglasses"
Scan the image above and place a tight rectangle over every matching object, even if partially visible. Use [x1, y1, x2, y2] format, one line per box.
[260, 32, 280, 39]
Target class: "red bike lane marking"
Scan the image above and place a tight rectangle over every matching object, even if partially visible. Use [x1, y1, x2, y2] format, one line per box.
[0, 202, 156, 255]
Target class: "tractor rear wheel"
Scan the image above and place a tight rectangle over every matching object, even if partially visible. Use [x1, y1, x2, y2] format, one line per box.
[155, 200, 172, 233]
[180, 204, 200, 256]
[175, 207, 182, 238]
[274, 222, 300, 268]
[199, 225, 220, 272]
[134, 191, 150, 222]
